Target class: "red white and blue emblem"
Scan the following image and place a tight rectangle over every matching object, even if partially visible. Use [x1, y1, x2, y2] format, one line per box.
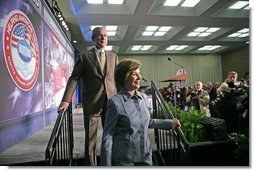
[3, 10, 39, 91]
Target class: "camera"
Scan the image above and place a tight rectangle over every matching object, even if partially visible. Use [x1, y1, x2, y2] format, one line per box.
[210, 96, 222, 106]
[190, 91, 197, 97]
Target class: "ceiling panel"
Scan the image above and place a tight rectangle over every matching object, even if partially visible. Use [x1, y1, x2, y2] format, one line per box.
[52, 0, 250, 55]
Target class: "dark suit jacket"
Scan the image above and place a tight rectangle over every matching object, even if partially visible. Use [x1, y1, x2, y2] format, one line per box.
[61, 48, 118, 115]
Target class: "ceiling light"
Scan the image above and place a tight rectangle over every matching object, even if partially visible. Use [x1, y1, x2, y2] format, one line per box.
[206, 27, 220, 32]
[87, 0, 103, 4]
[107, 31, 116, 36]
[132, 45, 142, 51]
[163, 0, 181, 6]
[228, 33, 241, 37]
[244, 6, 249, 10]
[142, 31, 154, 36]
[90, 25, 103, 30]
[106, 25, 118, 31]
[198, 32, 211, 37]
[154, 32, 166, 36]
[238, 33, 249, 37]
[166, 45, 188, 51]
[108, 0, 124, 4]
[195, 27, 208, 32]
[187, 32, 199, 37]
[73, 40, 77, 43]
[181, 0, 200, 7]
[159, 26, 172, 32]
[238, 28, 249, 33]
[106, 45, 113, 51]
[228, 1, 249, 9]
[198, 45, 221, 51]
[146, 26, 158, 31]
[166, 45, 178, 50]
[175, 45, 188, 50]
[141, 45, 152, 50]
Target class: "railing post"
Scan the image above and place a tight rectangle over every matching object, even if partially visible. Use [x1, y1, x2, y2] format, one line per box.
[150, 81, 190, 166]
[45, 103, 74, 166]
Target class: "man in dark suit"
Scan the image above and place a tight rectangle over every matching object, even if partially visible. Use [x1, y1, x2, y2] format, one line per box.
[58, 27, 118, 166]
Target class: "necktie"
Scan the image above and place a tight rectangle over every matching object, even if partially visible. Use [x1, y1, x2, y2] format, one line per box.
[99, 51, 106, 72]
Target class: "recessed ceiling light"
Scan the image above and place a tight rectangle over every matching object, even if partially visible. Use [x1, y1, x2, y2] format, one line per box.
[108, 0, 124, 4]
[166, 45, 188, 51]
[238, 33, 249, 37]
[146, 26, 158, 31]
[132, 45, 142, 51]
[163, 0, 181, 6]
[142, 31, 154, 36]
[106, 25, 118, 31]
[167, 45, 178, 50]
[154, 32, 166, 36]
[198, 45, 221, 51]
[90, 25, 103, 30]
[87, 0, 103, 4]
[228, 1, 249, 9]
[228, 33, 241, 37]
[141, 45, 152, 50]
[106, 45, 113, 51]
[107, 31, 116, 36]
[206, 27, 220, 32]
[187, 32, 199, 37]
[175, 45, 188, 50]
[195, 27, 208, 32]
[159, 26, 172, 32]
[244, 6, 249, 10]
[238, 28, 249, 33]
[198, 32, 211, 37]
[181, 0, 200, 7]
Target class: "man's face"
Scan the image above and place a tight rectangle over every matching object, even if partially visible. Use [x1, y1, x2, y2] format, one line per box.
[228, 74, 237, 82]
[195, 82, 203, 91]
[93, 28, 108, 49]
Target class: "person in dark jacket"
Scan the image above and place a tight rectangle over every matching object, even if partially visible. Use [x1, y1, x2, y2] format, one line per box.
[58, 27, 118, 166]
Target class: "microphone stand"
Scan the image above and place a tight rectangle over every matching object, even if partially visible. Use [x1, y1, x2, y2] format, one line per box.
[168, 58, 185, 118]
[173, 83, 177, 117]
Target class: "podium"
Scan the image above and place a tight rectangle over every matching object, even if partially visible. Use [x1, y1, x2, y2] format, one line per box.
[160, 74, 187, 82]
[160, 73, 188, 117]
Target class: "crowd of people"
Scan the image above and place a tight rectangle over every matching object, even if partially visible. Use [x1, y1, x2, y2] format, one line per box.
[159, 71, 249, 134]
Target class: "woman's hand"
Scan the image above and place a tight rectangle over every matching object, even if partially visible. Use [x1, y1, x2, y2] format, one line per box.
[171, 118, 181, 129]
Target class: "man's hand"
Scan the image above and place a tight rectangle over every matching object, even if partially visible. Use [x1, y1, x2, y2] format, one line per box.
[58, 101, 70, 113]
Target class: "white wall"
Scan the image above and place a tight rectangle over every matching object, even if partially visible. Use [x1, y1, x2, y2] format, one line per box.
[119, 54, 222, 88]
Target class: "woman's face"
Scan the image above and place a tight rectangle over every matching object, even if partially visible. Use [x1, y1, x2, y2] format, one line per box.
[124, 68, 141, 91]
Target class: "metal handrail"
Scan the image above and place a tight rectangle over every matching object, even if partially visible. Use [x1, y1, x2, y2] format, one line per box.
[45, 104, 73, 166]
[151, 81, 190, 165]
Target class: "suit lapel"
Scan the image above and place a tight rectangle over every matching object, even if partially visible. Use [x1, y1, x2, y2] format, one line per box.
[88, 48, 104, 77]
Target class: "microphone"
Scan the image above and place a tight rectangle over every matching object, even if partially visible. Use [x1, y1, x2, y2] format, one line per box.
[168, 58, 185, 72]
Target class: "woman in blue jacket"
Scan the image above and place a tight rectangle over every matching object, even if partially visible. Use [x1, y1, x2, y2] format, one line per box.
[100, 58, 181, 166]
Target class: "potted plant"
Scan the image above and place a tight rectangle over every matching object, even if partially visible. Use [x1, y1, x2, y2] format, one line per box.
[167, 101, 205, 143]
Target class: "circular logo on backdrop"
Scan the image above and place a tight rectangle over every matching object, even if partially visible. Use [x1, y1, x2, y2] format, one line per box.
[3, 10, 39, 91]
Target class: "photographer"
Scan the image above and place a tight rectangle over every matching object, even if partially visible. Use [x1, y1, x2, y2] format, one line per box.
[215, 71, 241, 133]
[186, 81, 211, 117]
